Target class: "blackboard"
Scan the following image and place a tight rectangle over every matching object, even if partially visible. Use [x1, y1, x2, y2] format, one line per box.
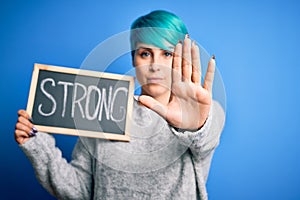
[26, 63, 134, 141]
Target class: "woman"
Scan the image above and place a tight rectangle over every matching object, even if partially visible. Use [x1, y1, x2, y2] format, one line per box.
[15, 10, 225, 199]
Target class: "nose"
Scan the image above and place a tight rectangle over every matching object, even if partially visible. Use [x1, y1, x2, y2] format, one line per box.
[149, 63, 160, 72]
[149, 55, 161, 72]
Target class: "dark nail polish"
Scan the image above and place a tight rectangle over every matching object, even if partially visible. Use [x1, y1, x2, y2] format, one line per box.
[29, 130, 36, 137]
[32, 127, 38, 133]
[178, 40, 182, 44]
[185, 34, 190, 39]
[212, 54, 216, 60]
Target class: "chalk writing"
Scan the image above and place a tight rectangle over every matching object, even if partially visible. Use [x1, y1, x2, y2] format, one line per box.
[38, 78, 128, 123]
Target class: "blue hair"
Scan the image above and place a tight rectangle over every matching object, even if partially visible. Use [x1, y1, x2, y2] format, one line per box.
[130, 10, 188, 57]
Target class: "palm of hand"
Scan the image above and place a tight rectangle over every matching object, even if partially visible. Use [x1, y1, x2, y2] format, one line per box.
[166, 82, 212, 130]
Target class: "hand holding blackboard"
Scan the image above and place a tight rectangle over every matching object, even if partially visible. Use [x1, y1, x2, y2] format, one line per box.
[15, 109, 38, 145]
[26, 63, 134, 141]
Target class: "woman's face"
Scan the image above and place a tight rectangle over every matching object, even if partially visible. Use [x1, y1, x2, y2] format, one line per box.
[133, 43, 174, 98]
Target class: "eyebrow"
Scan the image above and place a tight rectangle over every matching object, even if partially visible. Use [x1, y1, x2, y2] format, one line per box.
[137, 46, 175, 51]
[137, 47, 153, 51]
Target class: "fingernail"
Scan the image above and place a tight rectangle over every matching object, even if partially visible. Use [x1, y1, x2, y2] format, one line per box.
[212, 54, 216, 60]
[192, 40, 196, 46]
[185, 34, 190, 39]
[29, 129, 36, 137]
[32, 127, 38, 133]
[178, 40, 182, 44]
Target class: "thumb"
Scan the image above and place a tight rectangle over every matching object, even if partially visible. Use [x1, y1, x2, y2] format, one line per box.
[138, 95, 168, 118]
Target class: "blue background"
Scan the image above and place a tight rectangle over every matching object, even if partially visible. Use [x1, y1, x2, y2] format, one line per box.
[1, 0, 300, 199]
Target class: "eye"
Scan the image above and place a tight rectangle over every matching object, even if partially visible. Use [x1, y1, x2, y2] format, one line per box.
[140, 51, 151, 58]
[164, 51, 173, 57]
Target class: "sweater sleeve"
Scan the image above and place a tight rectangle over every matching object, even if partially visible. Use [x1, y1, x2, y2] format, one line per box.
[170, 100, 225, 179]
[19, 132, 94, 200]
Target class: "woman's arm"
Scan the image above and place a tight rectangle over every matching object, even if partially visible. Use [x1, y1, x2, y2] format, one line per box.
[171, 101, 225, 158]
[136, 33, 225, 161]
[170, 100, 225, 181]
[15, 110, 93, 200]
[20, 133, 94, 200]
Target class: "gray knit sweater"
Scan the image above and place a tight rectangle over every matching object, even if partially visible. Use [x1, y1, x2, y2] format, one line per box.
[20, 99, 225, 200]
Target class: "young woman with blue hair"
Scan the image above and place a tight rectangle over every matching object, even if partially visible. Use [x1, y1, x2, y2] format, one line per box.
[15, 10, 225, 199]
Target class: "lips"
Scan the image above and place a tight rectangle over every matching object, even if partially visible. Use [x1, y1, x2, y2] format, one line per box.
[147, 77, 164, 84]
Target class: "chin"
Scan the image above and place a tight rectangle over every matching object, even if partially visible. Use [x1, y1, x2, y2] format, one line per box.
[142, 84, 170, 97]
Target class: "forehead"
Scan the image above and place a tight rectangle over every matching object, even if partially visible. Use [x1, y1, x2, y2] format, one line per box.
[135, 42, 175, 51]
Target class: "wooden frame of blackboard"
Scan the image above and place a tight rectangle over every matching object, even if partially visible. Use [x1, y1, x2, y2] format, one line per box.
[26, 63, 134, 141]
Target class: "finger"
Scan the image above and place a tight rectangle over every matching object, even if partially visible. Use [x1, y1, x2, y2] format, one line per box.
[172, 41, 182, 84]
[138, 95, 168, 119]
[16, 122, 32, 134]
[191, 41, 201, 84]
[15, 129, 30, 138]
[18, 109, 30, 119]
[18, 116, 34, 129]
[14, 130, 30, 145]
[204, 55, 216, 94]
[16, 121, 38, 137]
[182, 34, 192, 82]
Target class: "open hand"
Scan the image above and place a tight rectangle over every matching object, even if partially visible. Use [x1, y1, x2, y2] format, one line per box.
[139, 35, 215, 130]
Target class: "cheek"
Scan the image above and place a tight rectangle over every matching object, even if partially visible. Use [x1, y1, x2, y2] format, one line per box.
[162, 65, 172, 82]
[135, 67, 146, 84]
